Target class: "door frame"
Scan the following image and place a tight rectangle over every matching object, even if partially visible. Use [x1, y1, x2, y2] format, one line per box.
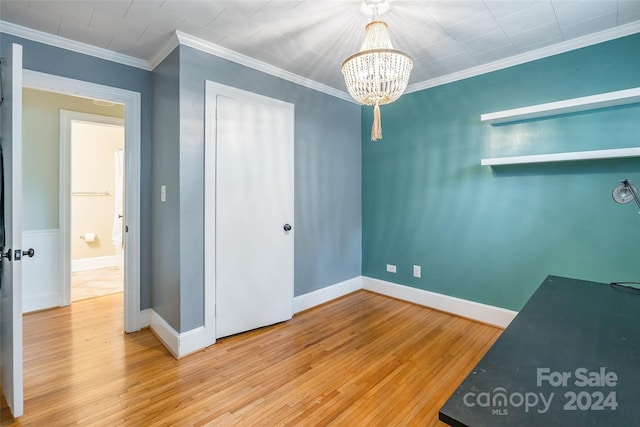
[60, 111, 125, 304]
[23, 70, 142, 332]
[204, 80, 295, 342]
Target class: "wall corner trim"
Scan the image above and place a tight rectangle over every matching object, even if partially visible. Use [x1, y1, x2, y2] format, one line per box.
[362, 277, 517, 328]
[146, 310, 215, 359]
[148, 32, 180, 70]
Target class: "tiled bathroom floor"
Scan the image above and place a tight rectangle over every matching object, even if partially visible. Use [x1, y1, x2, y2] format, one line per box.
[71, 266, 123, 302]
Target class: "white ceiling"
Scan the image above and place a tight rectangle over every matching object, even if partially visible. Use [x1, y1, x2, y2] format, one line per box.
[1, 0, 640, 96]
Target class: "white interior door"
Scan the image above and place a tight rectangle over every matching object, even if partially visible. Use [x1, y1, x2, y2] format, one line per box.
[214, 91, 294, 339]
[1, 43, 25, 418]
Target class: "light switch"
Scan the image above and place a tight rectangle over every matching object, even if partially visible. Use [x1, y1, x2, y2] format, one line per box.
[161, 185, 166, 202]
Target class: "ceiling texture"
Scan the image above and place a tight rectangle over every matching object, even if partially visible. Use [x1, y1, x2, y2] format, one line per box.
[1, 0, 640, 97]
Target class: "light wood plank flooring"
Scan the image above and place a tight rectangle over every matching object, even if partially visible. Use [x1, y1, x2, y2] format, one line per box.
[2, 290, 501, 426]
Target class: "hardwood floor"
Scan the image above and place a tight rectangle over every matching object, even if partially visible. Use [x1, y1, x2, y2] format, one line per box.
[2, 290, 501, 426]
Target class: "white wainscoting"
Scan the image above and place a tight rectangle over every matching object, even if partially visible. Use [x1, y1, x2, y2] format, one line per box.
[22, 229, 61, 313]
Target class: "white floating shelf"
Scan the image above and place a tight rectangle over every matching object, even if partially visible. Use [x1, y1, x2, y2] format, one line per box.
[481, 87, 640, 124]
[481, 147, 640, 166]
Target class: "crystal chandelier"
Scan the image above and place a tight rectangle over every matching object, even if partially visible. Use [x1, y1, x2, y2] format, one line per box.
[341, 0, 413, 141]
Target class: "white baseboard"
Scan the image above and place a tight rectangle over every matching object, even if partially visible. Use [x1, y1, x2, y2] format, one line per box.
[145, 275, 516, 358]
[362, 277, 517, 328]
[293, 276, 362, 313]
[293, 276, 516, 328]
[139, 308, 152, 328]
[72, 255, 121, 272]
[148, 310, 180, 358]
[178, 325, 213, 357]
[147, 309, 215, 359]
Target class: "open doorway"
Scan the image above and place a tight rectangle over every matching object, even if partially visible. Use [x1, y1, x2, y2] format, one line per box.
[22, 71, 142, 333]
[66, 113, 125, 302]
[22, 90, 126, 305]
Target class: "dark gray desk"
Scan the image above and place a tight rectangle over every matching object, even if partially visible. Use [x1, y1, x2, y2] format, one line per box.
[439, 275, 640, 427]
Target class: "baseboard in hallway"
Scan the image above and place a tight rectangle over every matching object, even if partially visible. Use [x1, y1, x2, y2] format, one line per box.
[71, 266, 124, 302]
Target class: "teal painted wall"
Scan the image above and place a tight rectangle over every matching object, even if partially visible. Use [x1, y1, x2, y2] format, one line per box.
[362, 33, 640, 311]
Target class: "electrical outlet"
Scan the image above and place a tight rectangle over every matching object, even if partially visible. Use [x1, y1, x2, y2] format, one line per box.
[413, 265, 421, 278]
[386, 264, 397, 273]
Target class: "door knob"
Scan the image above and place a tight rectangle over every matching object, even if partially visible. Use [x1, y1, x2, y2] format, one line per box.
[1, 249, 11, 261]
[283, 224, 292, 232]
[22, 248, 35, 258]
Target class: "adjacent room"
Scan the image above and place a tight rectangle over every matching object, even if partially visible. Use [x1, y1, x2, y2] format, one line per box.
[1, 1, 639, 425]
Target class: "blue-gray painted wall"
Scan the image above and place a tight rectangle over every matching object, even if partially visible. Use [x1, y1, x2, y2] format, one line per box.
[0, 33, 153, 311]
[150, 48, 181, 328]
[151, 45, 362, 332]
[2, 32, 361, 334]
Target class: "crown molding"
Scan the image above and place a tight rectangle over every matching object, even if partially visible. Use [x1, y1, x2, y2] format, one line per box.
[0, 20, 353, 102]
[148, 32, 180, 70]
[171, 31, 354, 102]
[3, 18, 638, 101]
[0, 20, 150, 71]
[406, 20, 640, 94]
